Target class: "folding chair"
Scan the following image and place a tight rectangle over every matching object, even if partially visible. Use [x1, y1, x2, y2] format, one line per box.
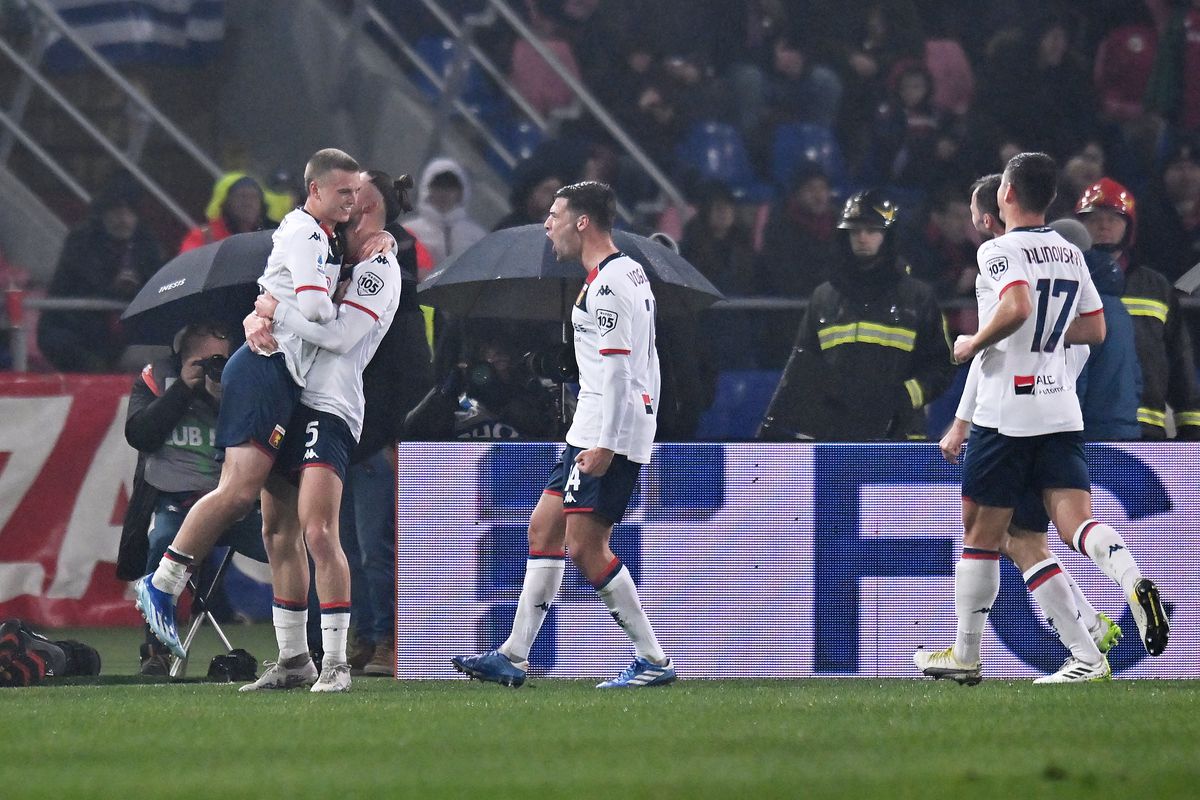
[169, 547, 238, 679]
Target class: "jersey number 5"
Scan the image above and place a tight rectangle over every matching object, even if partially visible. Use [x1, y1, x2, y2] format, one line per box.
[1030, 278, 1079, 353]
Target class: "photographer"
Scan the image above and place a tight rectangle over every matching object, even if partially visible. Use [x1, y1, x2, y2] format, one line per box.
[406, 321, 565, 440]
[122, 323, 267, 674]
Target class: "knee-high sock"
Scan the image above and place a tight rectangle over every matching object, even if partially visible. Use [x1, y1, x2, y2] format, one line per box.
[1024, 558, 1103, 664]
[594, 558, 667, 664]
[500, 552, 565, 664]
[320, 602, 351, 667]
[1073, 520, 1142, 597]
[272, 599, 308, 661]
[150, 546, 192, 597]
[953, 548, 1000, 665]
[1059, 562, 1101, 636]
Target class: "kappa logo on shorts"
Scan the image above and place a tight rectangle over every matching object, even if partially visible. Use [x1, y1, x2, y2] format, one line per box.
[304, 448, 318, 460]
[357, 271, 383, 296]
[986, 256, 1009, 280]
[595, 309, 618, 335]
[268, 424, 286, 449]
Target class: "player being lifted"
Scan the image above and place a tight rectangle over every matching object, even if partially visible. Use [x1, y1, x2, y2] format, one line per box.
[916, 153, 1168, 685]
[452, 181, 676, 688]
[238, 171, 402, 692]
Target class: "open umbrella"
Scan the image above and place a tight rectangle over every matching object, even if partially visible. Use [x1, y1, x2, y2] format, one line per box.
[120, 230, 275, 344]
[416, 224, 723, 319]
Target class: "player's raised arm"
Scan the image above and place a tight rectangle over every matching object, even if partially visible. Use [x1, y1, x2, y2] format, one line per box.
[273, 255, 399, 354]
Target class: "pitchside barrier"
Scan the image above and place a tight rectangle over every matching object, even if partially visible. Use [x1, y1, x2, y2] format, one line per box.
[396, 442, 1198, 680]
[0, 376, 1195, 678]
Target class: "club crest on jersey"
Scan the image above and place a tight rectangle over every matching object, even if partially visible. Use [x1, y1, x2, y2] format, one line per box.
[596, 284, 614, 296]
[595, 309, 618, 334]
[357, 271, 383, 296]
[986, 256, 1009, 280]
[268, 424, 286, 449]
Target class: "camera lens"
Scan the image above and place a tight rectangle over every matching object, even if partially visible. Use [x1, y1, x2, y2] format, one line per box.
[203, 354, 228, 381]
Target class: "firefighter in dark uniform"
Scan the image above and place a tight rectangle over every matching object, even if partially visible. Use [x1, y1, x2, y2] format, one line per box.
[1075, 178, 1200, 439]
[759, 189, 955, 440]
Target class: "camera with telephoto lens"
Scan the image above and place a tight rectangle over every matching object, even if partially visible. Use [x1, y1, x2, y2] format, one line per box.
[197, 354, 228, 382]
[522, 344, 578, 383]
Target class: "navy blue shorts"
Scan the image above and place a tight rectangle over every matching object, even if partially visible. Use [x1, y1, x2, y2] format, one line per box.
[1010, 490, 1050, 533]
[961, 425, 1090, 509]
[272, 405, 354, 485]
[214, 345, 302, 456]
[545, 444, 641, 524]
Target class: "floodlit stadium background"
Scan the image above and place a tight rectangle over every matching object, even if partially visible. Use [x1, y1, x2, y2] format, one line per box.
[396, 442, 1196, 679]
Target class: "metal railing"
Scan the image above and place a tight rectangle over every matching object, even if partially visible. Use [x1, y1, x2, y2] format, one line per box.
[0, 0, 223, 231]
[346, 0, 689, 223]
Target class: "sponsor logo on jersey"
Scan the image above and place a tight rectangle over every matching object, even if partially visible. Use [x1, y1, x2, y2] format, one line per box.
[309, 232, 321, 241]
[642, 392, 654, 415]
[572, 322, 587, 333]
[596, 284, 614, 296]
[268, 424, 286, 449]
[357, 271, 383, 296]
[373, 254, 388, 265]
[986, 256, 1009, 280]
[595, 309, 618, 334]
[1014, 375, 1035, 395]
[304, 448, 318, 460]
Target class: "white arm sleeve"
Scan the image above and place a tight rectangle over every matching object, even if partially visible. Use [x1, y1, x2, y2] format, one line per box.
[955, 357, 982, 422]
[275, 301, 375, 355]
[597, 351, 634, 452]
[284, 229, 337, 323]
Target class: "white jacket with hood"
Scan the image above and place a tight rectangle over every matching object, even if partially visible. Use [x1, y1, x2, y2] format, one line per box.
[404, 157, 488, 276]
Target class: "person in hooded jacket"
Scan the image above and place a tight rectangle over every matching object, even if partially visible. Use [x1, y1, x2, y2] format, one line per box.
[758, 189, 954, 440]
[403, 157, 488, 279]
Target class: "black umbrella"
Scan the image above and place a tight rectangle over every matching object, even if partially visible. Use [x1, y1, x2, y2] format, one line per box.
[416, 225, 723, 319]
[121, 230, 275, 344]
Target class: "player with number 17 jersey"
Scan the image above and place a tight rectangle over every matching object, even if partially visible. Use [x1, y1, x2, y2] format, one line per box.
[568, 252, 660, 465]
[971, 226, 1103, 437]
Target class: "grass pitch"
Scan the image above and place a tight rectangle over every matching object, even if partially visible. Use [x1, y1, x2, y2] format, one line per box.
[1, 626, 1197, 799]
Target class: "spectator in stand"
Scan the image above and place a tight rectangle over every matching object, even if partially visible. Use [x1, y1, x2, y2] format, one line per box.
[1143, 0, 1200, 134]
[509, 0, 585, 118]
[1137, 135, 1200, 283]
[493, 162, 564, 231]
[680, 182, 756, 296]
[1046, 139, 1106, 221]
[899, 184, 977, 335]
[757, 161, 838, 298]
[758, 189, 954, 440]
[178, 173, 271, 253]
[863, 59, 961, 193]
[37, 172, 163, 373]
[747, 30, 844, 137]
[1076, 177, 1200, 439]
[123, 323, 266, 674]
[403, 157, 488, 279]
[1093, 9, 1157, 124]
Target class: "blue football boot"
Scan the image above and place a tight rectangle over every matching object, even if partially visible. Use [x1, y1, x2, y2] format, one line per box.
[133, 575, 185, 659]
[450, 649, 527, 687]
[596, 657, 677, 688]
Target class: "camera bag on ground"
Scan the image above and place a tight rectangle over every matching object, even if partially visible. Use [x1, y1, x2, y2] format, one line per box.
[0, 619, 102, 687]
[207, 648, 258, 682]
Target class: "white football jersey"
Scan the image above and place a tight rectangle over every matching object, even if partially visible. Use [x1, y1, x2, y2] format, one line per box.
[257, 208, 339, 386]
[971, 226, 1102, 436]
[567, 252, 660, 464]
[276, 252, 402, 441]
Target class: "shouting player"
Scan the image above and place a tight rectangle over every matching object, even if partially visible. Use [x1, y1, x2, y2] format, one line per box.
[452, 181, 676, 689]
[916, 153, 1168, 685]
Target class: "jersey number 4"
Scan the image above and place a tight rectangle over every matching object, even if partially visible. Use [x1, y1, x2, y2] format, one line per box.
[1030, 278, 1079, 353]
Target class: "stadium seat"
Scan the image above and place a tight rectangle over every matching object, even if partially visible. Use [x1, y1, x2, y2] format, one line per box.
[412, 35, 500, 119]
[675, 122, 775, 203]
[695, 369, 783, 440]
[771, 122, 848, 195]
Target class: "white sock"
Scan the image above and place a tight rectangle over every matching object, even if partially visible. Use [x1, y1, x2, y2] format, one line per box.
[150, 546, 192, 597]
[320, 603, 351, 667]
[952, 549, 999, 665]
[1073, 520, 1142, 597]
[500, 553, 565, 664]
[1060, 564, 1101, 635]
[1024, 558, 1102, 664]
[594, 560, 667, 664]
[272, 601, 308, 661]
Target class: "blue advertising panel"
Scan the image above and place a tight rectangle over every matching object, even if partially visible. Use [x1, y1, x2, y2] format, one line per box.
[396, 443, 1196, 679]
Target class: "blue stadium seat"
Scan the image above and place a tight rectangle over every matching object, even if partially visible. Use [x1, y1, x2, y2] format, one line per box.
[675, 122, 775, 202]
[771, 122, 848, 195]
[695, 369, 782, 440]
[412, 36, 500, 119]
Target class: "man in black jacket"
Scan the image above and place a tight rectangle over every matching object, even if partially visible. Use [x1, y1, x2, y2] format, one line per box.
[123, 323, 266, 674]
[759, 189, 955, 440]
